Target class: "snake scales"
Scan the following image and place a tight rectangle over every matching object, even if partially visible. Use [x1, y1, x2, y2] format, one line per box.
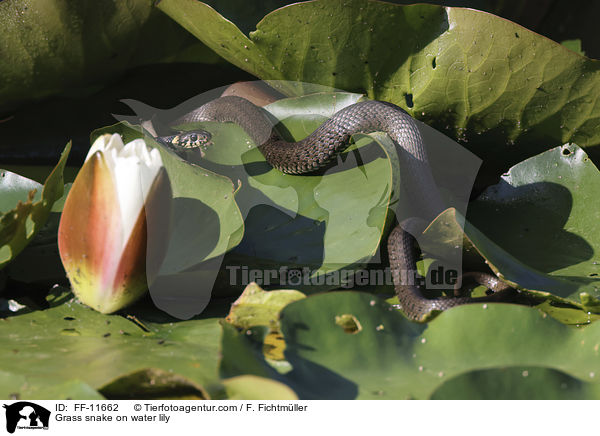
[158, 96, 511, 322]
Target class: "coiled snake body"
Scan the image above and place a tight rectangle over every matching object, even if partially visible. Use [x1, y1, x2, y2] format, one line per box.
[159, 96, 510, 322]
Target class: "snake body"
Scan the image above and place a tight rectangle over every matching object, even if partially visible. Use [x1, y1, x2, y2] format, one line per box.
[162, 96, 510, 322]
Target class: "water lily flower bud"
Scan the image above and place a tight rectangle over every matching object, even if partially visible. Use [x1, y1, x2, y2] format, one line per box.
[58, 134, 171, 313]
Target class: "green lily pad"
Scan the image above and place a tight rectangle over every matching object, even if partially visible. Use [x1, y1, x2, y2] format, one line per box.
[0, 289, 224, 397]
[0, 142, 70, 269]
[278, 291, 600, 399]
[0, 0, 213, 113]
[158, 0, 600, 176]
[464, 144, 600, 308]
[414, 143, 600, 321]
[226, 282, 305, 361]
[422, 207, 597, 324]
[226, 282, 305, 331]
[1, 286, 297, 399]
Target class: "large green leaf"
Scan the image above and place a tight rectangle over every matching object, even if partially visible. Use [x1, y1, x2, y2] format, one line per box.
[158, 0, 600, 178]
[225, 282, 305, 362]
[415, 144, 600, 318]
[0, 289, 223, 399]
[0, 143, 70, 269]
[406, 141, 600, 324]
[226, 282, 305, 331]
[467, 143, 600, 305]
[0, 0, 215, 113]
[0, 284, 298, 399]
[278, 291, 600, 399]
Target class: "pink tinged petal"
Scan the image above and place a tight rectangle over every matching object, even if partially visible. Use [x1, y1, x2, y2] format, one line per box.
[107, 199, 149, 313]
[58, 152, 126, 313]
[110, 167, 172, 312]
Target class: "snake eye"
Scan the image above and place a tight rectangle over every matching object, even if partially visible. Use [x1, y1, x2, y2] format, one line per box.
[189, 133, 198, 141]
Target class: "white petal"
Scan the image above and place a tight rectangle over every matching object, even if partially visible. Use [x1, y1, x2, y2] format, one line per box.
[85, 134, 165, 250]
[86, 134, 109, 161]
[112, 156, 146, 249]
[120, 139, 163, 201]
[107, 133, 125, 153]
[86, 133, 124, 161]
[114, 138, 165, 250]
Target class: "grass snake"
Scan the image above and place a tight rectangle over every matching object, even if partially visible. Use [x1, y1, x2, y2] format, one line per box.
[158, 96, 511, 322]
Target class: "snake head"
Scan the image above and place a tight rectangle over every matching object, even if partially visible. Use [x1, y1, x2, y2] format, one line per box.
[155, 130, 213, 159]
[171, 130, 212, 149]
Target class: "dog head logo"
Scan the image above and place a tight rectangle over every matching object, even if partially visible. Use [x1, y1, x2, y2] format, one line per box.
[3, 402, 50, 433]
